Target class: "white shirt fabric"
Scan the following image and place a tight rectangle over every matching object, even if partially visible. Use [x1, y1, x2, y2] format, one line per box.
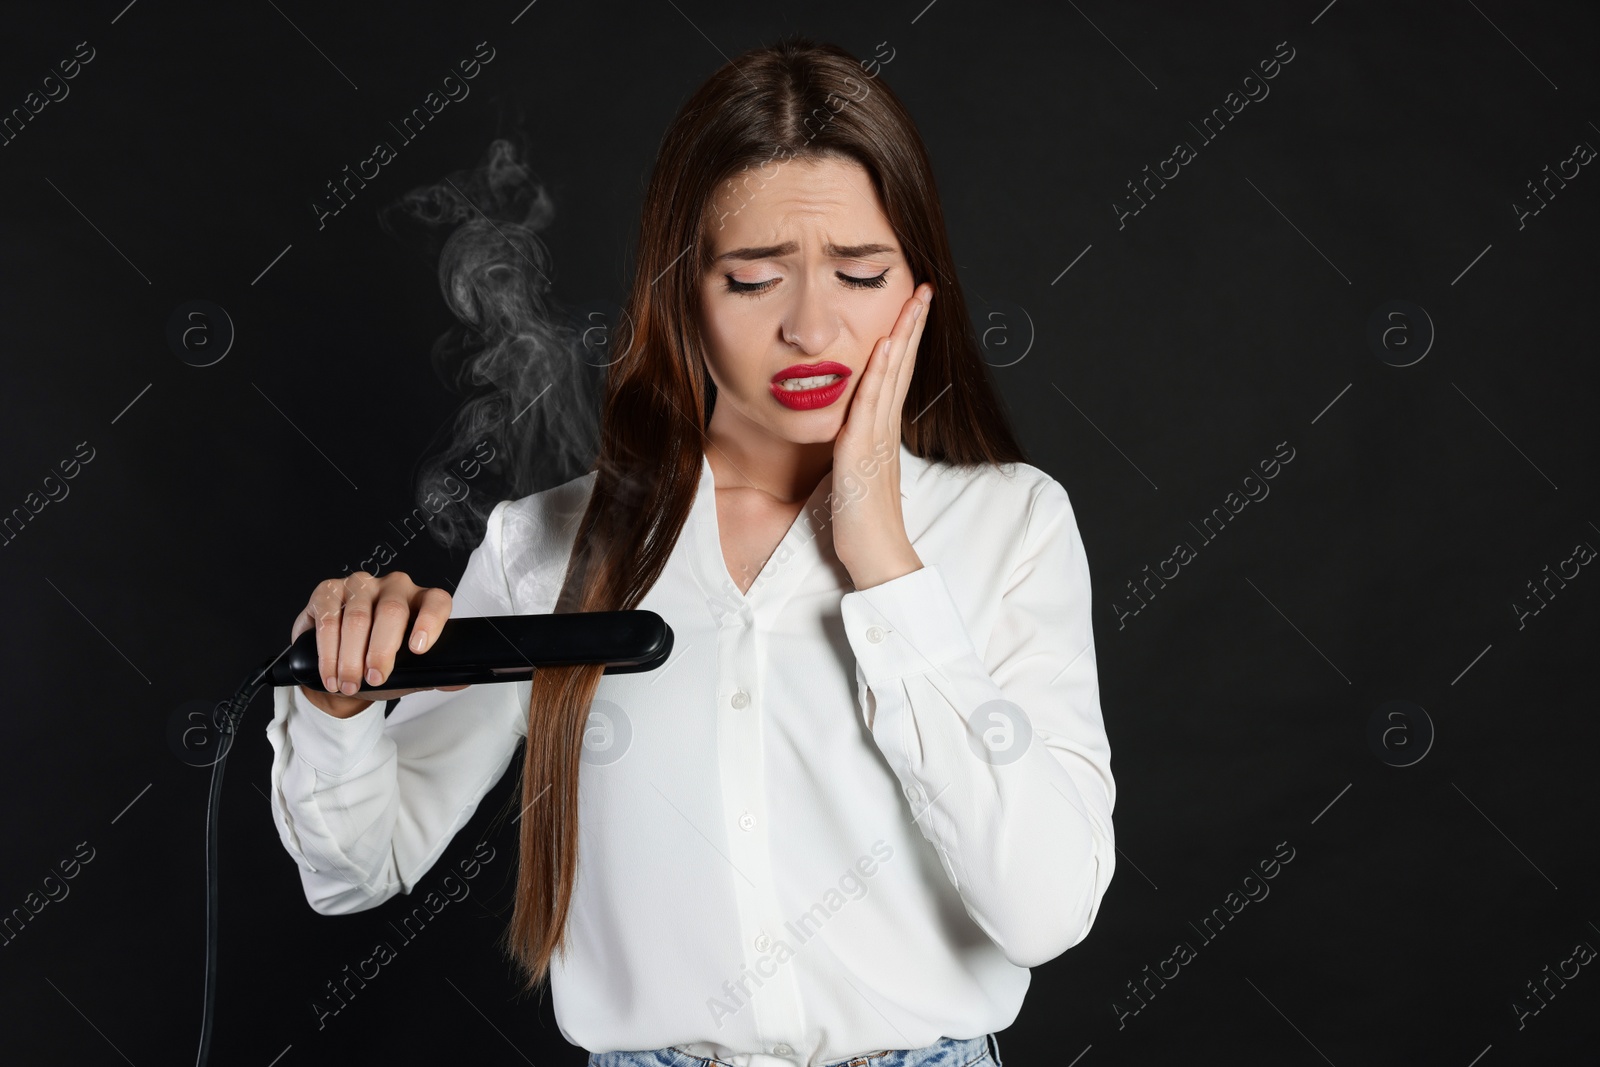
[265, 441, 1115, 1067]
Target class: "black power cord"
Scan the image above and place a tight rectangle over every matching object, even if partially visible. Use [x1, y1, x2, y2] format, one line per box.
[195, 657, 276, 1067]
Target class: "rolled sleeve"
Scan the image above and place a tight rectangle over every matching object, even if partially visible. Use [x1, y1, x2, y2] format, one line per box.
[264, 497, 527, 915]
[840, 563, 976, 686]
[836, 476, 1116, 968]
[283, 684, 388, 777]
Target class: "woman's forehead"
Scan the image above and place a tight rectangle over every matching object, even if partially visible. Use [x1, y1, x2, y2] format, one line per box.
[706, 159, 890, 253]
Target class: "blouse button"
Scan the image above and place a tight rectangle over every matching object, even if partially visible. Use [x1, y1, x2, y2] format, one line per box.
[866, 626, 885, 643]
[905, 784, 921, 804]
[773, 1044, 794, 1056]
[730, 689, 750, 709]
[754, 933, 772, 952]
[738, 811, 756, 831]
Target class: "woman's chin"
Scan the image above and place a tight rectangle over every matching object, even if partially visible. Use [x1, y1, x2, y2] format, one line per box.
[766, 414, 844, 446]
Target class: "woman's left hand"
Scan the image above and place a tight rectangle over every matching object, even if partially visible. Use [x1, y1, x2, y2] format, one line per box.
[832, 281, 934, 590]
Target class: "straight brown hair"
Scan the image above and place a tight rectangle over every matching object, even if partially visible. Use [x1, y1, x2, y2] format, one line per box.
[503, 34, 1028, 992]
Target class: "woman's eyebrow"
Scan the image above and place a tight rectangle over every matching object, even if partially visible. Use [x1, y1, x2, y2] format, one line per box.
[712, 241, 898, 262]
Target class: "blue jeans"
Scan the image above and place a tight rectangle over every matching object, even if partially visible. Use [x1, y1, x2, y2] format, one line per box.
[588, 1033, 1003, 1067]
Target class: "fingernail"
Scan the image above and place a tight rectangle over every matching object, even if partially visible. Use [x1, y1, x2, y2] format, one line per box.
[412, 630, 427, 652]
[324, 676, 338, 693]
[912, 303, 924, 321]
[341, 680, 359, 695]
[367, 668, 382, 686]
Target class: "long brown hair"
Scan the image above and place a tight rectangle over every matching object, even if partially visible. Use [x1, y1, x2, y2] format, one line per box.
[503, 33, 1028, 992]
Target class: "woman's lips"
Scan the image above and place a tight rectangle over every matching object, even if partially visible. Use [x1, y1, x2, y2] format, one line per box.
[770, 361, 852, 411]
[770, 360, 852, 384]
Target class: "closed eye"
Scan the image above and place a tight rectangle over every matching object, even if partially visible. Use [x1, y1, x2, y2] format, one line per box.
[723, 269, 891, 296]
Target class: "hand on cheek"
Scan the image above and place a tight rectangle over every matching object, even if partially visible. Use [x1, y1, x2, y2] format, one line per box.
[831, 282, 934, 590]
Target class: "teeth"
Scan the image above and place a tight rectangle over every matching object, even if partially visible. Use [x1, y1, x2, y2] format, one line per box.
[779, 374, 842, 391]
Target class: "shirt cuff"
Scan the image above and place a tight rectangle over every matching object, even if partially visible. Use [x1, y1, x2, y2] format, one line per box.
[281, 684, 387, 778]
[839, 563, 980, 687]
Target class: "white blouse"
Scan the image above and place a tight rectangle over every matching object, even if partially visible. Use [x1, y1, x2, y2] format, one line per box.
[265, 441, 1115, 1067]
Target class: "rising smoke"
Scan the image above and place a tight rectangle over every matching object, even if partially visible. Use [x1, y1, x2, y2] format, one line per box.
[378, 135, 605, 552]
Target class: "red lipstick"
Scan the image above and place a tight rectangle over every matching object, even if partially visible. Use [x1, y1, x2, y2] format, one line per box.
[770, 361, 851, 411]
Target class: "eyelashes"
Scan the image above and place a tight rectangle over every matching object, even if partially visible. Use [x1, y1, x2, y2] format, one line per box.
[723, 269, 890, 297]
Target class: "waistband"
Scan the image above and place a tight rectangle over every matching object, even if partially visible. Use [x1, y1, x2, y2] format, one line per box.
[589, 1032, 1001, 1067]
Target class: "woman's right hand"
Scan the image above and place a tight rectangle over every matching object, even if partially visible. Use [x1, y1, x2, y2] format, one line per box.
[290, 570, 470, 719]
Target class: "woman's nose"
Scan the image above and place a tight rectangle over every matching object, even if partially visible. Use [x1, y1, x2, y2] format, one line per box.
[779, 278, 837, 353]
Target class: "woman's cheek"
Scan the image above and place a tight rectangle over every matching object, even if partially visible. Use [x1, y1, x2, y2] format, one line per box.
[864, 298, 898, 343]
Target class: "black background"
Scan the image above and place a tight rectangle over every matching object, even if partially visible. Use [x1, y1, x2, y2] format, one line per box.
[2, 1, 1597, 1064]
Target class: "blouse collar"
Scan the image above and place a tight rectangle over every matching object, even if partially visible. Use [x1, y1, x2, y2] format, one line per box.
[688, 442, 922, 614]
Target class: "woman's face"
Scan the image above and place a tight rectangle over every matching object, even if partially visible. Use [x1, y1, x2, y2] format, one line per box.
[697, 155, 916, 448]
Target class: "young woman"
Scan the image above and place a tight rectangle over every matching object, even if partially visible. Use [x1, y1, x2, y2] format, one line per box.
[267, 35, 1115, 1067]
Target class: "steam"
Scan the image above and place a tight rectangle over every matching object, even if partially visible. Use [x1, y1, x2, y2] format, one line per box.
[379, 135, 604, 551]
